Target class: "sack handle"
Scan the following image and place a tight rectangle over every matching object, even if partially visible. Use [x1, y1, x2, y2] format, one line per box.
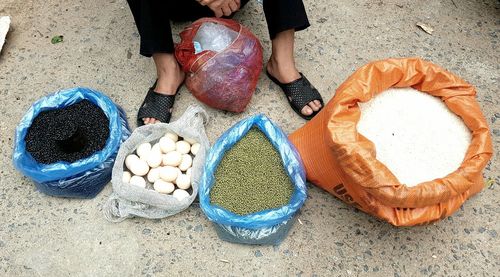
[103, 193, 132, 222]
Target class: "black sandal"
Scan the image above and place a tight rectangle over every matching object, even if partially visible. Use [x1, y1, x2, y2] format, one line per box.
[137, 81, 180, 126]
[267, 71, 324, 120]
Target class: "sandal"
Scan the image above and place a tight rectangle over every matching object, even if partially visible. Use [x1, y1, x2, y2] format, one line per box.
[267, 71, 324, 120]
[137, 81, 180, 126]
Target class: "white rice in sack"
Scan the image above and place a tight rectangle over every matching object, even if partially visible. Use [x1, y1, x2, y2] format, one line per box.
[357, 88, 472, 187]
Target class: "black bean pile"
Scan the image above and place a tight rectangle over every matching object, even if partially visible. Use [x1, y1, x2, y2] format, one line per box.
[25, 100, 110, 164]
[211, 128, 293, 215]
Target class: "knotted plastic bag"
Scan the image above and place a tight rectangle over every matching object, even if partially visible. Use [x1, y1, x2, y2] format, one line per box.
[103, 105, 210, 222]
[175, 18, 263, 113]
[289, 58, 493, 226]
[12, 87, 131, 198]
[199, 115, 307, 245]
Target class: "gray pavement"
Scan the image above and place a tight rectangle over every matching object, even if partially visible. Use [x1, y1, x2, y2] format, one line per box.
[0, 0, 498, 276]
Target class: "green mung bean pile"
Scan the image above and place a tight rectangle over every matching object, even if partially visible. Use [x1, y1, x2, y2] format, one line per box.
[210, 128, 293, 215]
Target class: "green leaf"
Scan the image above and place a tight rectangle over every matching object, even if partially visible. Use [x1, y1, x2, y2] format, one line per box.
[51, 35, 64, 44]
[485, 178, 495, 188]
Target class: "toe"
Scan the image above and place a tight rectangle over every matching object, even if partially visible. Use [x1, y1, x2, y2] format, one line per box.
[143, 118, 150, 124]
[314, 100, 322, 108]
[309, 102, 320, 112]
[301, 106, 313, 116]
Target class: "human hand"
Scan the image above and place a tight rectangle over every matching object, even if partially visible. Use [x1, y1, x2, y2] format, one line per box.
[198, 0, 240, 18]
[197, 0, 239, 7]
[197, 0, 217, 6]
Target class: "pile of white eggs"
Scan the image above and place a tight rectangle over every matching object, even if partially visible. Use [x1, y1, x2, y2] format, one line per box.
[122, 132, 201, 201]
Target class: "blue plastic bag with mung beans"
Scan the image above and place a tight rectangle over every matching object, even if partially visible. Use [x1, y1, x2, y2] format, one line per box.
[199, 114, 307, 245]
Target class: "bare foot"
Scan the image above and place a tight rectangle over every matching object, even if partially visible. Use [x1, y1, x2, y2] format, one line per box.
[268, 30, 322, 117]
[266, 57, 322, 116]
[143, 53, 186, 125]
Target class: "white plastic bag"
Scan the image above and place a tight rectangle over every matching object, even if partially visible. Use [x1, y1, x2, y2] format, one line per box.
[0, 16, 11, 53]
[193, 22, 238, 53]
[103, 105, 209, 222]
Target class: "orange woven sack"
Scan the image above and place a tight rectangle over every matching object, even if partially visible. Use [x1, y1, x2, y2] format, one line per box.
[289, 58, 493, 226]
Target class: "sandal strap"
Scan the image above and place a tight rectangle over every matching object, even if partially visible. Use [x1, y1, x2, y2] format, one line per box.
[281, 73, 322, 110]
[137, 89, 176, 124]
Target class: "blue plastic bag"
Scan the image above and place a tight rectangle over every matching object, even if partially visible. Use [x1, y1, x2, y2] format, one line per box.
[12, 87, 131, 198]
[199, 114, 307, 245]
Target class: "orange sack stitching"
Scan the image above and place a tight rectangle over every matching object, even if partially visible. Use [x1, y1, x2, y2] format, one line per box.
[289, 57, 493, 226]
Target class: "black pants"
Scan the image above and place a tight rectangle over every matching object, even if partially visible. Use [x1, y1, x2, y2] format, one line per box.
[127, 0, 310, 57]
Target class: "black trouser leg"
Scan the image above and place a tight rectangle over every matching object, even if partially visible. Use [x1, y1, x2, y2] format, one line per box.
[126, 0, 309, 57]
[126, 0, 177, 56]
[263, 0, 310, 40]
[126, 0, 250, 57]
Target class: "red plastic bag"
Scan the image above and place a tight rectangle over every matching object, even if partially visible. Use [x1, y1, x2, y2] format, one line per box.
[175, 18, 263, 113]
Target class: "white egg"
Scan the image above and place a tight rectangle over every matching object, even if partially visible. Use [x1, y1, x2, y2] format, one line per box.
[129, 176, 146, 188]
[175, 174, 191, 190]
[173, 189, 190, 201]
[183, 137, 197, 145]
[147, 167, 161, 183]
[136, 142, 152, 159]
[129, 159, 149, 176]
[153, 179, 175, 194]
[186, 168, 192, 176]
[125, 154, 140, 171]
[176, 140, 191, 154]
[122, 171, 132, 183]
[159, 137, 176, 153]
[151, 143, 161, 153]
[164, 132, 178, 142]
[159, 166, 178, 182]
[190, 143, 201, 156]
[163, 151, 182, 167]
[178, 154, 193, 171]
[146, 150, 162, 168]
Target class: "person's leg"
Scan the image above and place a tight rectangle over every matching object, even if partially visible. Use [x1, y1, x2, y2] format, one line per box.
[127, 0, 176, 57]
[129, 0, 250, 123]
[128, 0, 188, 124]
[129, 0, 246, 124]
[263, 0, 322, 116]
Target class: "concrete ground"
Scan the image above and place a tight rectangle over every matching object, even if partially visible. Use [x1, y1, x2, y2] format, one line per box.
[0, 0, 498, 276]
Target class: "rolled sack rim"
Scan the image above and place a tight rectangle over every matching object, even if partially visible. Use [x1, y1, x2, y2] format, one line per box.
[325, 57, 493, 208]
